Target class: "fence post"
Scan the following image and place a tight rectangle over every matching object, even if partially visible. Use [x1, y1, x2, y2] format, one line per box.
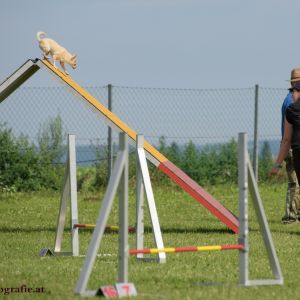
[107, 84, 113, 181]
[253, 84, 259, 181]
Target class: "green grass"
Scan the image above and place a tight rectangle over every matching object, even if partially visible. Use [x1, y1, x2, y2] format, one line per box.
[0, 182, 299, 299]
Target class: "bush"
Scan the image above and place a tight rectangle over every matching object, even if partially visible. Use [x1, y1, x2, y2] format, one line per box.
[0, 121, 280, 192]
[0, 117, 65, 192]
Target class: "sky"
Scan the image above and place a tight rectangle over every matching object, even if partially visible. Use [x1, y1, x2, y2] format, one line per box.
[1, 0, 300, 89]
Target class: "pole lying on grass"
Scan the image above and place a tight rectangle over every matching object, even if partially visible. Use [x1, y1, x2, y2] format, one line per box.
[129, 244, 243, 255]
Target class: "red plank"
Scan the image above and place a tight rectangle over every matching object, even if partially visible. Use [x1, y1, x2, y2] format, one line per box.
[159, 160, 239, 234]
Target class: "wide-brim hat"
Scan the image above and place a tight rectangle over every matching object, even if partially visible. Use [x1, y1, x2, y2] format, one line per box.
[288, 68, 300, 82]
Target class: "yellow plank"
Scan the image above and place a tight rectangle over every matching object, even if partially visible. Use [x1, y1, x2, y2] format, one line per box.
[40, 59, 168, 163]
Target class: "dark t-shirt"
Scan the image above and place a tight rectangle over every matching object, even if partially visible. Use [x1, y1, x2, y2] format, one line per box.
[286, 100, 300, 149]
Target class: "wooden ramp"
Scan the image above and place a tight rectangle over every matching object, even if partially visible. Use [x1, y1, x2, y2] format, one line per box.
[0, 58, 239, 233]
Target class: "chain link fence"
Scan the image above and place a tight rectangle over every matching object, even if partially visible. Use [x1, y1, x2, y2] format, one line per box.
[0, 84, 288, 185]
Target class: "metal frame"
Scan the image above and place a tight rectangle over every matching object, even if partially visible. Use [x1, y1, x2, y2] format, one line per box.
[0, 59, 40, 103]
[75, 132, 129, 297]
[238, 132, 283, 286]
[136, 135, 166, 263]
[53, 134, 79, 256]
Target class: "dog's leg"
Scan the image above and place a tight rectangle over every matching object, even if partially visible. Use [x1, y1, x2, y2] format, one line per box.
[60, 61, 69, 75]
[42, 51, 50, 60]
[52, 55, 60, 70]
[53, 58, 57, 69]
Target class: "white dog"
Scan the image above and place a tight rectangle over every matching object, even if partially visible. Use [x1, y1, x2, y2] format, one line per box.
[37, 31, 77, 75]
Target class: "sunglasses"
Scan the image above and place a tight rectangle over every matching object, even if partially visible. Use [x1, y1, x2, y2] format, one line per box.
[289, 88, 300, 93]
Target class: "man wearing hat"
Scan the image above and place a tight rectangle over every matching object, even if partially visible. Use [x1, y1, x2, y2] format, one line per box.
[270, 70, 300, 223]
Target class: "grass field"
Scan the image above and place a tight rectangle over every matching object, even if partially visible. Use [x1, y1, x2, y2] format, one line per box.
[0, 182, 299, 299]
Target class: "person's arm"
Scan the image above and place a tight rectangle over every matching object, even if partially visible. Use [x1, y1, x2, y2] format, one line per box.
[269, 118, 293, 175]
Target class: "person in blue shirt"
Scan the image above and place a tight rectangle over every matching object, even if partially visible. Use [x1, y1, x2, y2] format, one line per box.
[281, 93, 292, 138]
[273, 68, 300, 224]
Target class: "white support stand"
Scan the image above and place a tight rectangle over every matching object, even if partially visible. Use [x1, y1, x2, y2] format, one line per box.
[136, 134, 166, 263]
[75, 132, 130, 297]
[238, 132, 283, 286]
[53, 134, 79, 256]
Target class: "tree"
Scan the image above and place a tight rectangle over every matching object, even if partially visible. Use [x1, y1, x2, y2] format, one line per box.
[218, 138, 238, 182]
[259, 140, 273, 181]
[38, 115, 65, 163]
[182, 141, 200, 180]
[36, 115, 66, 189]
[0, 123, 19, 190]
[167, 141, 181, 165]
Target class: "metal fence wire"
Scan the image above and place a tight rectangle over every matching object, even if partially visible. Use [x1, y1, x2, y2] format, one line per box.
[0, 84, 288, 170]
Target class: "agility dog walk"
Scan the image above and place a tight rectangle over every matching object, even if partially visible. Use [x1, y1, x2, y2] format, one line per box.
[0, 58, 239, 234]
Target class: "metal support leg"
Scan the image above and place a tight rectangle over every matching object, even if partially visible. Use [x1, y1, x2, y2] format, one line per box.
[118, 135, 129, 282]
[75, 133, 128, 296]
[247, 151, 283, 285]
[136, 149, 144, 260]
[136, 135, 166, 263]
[238, 132, 249, 285]
[54, 134, 79, 256]
[69, 135, 79, 256]
[54, 173, 70, 254]
[238, 132, 283, 286]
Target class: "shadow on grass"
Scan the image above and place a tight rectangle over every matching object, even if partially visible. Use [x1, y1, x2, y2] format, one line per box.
[0, 225, 235, 235]
[0, 226, 58, 233]
[280, 230, 300, 236]
[243, 224, 300, 236]
[0, 226, 124, 234]
[146, 226, 235, 235]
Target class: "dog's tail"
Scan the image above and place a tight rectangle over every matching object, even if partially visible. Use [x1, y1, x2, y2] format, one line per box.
[37, 31, 46, 42]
